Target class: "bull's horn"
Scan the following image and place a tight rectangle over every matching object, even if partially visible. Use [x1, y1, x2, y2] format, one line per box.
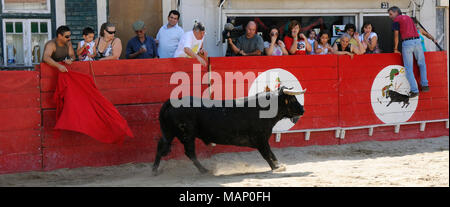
[283, 88, 307, 95]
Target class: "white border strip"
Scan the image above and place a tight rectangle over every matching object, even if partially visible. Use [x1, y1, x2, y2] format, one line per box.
[272, 119, 449, 142]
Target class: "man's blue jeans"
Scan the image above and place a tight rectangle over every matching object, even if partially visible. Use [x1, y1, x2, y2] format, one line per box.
[402, 38, 428, 93]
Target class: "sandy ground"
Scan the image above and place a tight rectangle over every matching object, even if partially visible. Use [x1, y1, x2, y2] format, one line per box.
[1, 136, 448, 187]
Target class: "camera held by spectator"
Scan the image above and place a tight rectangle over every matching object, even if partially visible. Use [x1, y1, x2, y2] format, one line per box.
[222, 23, 245, 43]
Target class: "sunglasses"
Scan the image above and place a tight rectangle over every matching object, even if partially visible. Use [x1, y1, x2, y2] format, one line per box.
[64, 35, 71, 39]
[105, 30, 116, 35]
[135, 30, 145, 33]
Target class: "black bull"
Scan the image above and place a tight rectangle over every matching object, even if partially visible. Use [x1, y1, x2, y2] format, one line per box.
[152, 87, 306, 175]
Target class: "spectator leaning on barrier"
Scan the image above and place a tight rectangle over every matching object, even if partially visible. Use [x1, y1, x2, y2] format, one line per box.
[174, 22, 208, 67]
[126, 20, 158, 59]
[334, 24, 365, 53]
[228, 21, 264, 56]
[77, 27, 97, 61]
[359, 22, 381, 54]
[284, 20, 312, 55]
[156, 10, 184, 58]
[264, 26, 288, 56]
[332, 33, 364, 58]
[389, 6, 429, 98]
[42, 25, 76, 73]
[95, 22, 122, 61]
[314, 31, 333, 55]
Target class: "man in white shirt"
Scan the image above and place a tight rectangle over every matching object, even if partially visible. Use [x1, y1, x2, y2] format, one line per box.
[156, 10, 184, 58]
[174, 22, 208, 67]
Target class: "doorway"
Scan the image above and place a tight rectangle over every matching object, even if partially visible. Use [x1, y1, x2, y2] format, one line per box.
[362, 15, 398, 53]
[108, 0, 162, 59]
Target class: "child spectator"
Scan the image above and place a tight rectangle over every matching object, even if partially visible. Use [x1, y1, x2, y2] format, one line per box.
[77, 27, 97, 61]
[307, 30, 317, 54]
[314, 32, 333, 55]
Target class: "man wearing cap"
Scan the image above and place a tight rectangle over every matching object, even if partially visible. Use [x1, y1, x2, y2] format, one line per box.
[126, 20, 158, 59]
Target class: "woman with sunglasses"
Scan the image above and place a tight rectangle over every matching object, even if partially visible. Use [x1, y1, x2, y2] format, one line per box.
[94, 22, 122, 60]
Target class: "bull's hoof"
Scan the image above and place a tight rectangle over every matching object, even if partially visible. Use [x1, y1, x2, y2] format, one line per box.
[152, 169, 161, 176]
[198, 168, 210, 174]
[272, 164, 287, 173]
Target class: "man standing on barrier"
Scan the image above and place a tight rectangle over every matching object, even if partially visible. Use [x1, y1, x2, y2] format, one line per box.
[388, 6, 429, 98]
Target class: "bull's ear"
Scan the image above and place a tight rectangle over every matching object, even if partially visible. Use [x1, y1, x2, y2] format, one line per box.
[285, 98, 289, 105]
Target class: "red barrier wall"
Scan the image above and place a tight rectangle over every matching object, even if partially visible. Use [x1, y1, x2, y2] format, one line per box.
[0, 71, 42, 174]
[0, 52, 448, 174]
[339, 52, 448, 127]
[338, 52, 449, 144]
[38, 59, 210, 171]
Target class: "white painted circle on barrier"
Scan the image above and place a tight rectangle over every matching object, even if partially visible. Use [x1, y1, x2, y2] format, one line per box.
[370, 65, 419, 124]
[248, 68, 304, 132]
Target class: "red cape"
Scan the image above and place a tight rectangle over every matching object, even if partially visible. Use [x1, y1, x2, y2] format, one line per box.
[53, 71, 134, 144]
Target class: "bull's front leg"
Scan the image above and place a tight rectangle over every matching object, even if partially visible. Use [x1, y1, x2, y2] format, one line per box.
[386, 100, 393, 107]
[269, 149, 279, 166]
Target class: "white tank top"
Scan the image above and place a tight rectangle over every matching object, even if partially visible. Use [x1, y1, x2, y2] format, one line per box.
[317, 43, 329, 55]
